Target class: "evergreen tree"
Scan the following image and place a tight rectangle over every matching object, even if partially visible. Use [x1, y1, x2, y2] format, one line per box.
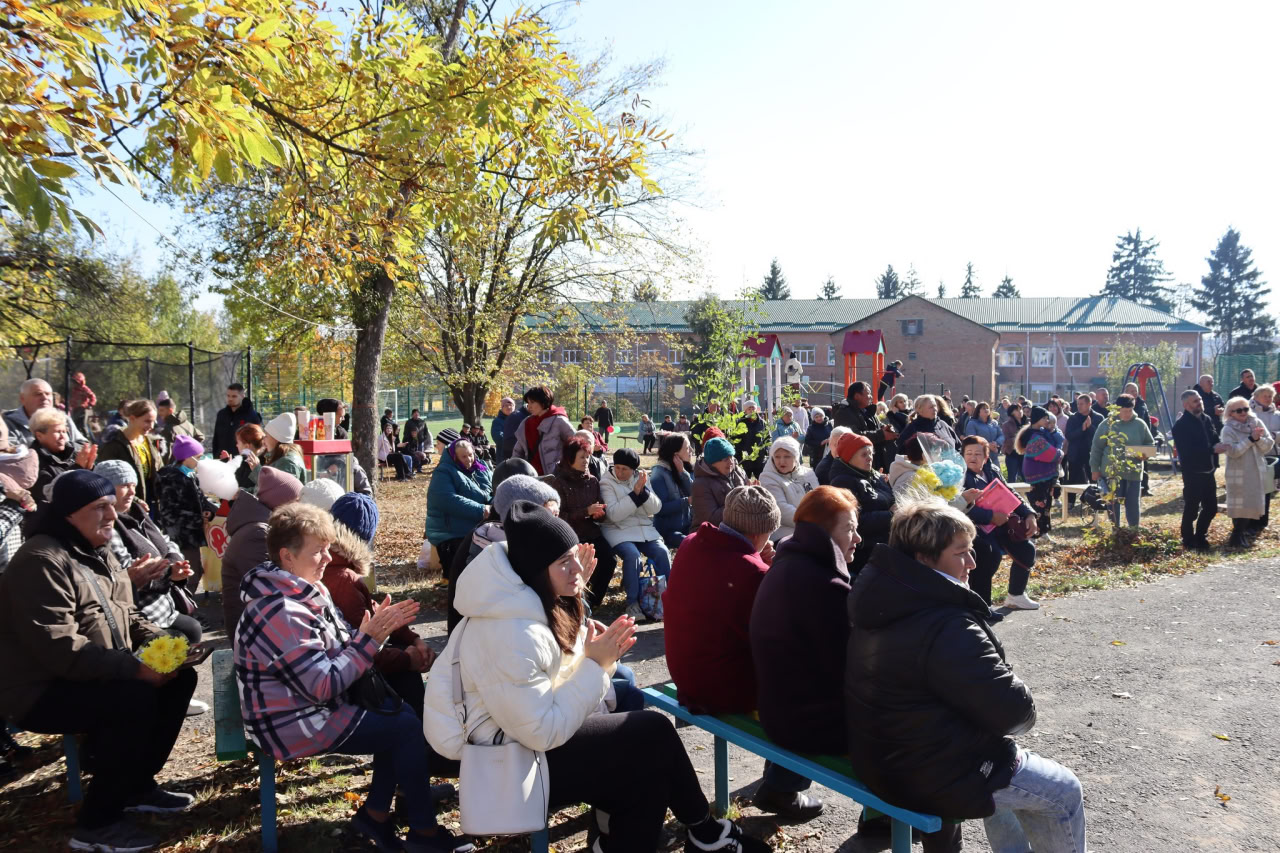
[874, 265, 901, 299]
[937, 281, 947, 298]
[902, 264, 924, 297]
[818, 275, 841, 299]
[1099, 228, 1174, 311]
[959, 262, 980, 298]
[631, 280, 660, 302]
[992, 275, 1020, 298]
[758, 258, 790, 300]
[1192, 227, 1274, 354]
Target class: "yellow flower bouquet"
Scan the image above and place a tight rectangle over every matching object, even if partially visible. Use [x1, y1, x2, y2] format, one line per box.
[138, 635, 190, 674]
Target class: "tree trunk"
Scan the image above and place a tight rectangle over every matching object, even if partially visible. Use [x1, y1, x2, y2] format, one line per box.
[451, 381, 489, 428]
[351, 269, 397, 479]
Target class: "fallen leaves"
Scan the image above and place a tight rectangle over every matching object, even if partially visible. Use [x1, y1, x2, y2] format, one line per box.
[1110, 640, 1126, 646]
[1262, 640, 1278, 646]
[1212, 733, 1231, 741]
[1214, 785, 1231, 805]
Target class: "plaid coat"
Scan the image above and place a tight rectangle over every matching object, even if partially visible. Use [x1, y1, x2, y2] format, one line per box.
[234, 562, 378, 761]
[1222, 413, 1276, 520]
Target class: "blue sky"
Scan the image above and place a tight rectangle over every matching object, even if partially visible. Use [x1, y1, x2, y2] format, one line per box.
[77, 0, 1280, 316]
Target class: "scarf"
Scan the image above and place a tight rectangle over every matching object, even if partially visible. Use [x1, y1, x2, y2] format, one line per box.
[446, 439, 487, 475]
[522, 406, 565, 474]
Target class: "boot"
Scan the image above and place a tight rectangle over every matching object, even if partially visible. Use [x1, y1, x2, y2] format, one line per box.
[1227, 520, 1251, 549]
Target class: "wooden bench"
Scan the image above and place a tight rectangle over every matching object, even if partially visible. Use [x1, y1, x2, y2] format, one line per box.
[211, 649, 550, 853]
[641, 682, 942, 853]
[7, 724, 83, 803]
[1009, 481, 1088, 522]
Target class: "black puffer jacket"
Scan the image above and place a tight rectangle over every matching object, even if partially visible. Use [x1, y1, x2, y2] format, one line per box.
[828, 460, 894, 572]
[834, 403, 891, 470]
[896, 415, 962, 456]
[846, 544, 1036, 819]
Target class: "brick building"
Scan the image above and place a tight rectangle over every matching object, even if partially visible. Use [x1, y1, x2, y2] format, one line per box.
[547, 296, 1208, 412]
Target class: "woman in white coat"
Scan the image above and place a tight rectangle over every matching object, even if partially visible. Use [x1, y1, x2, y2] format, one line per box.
[758, 436, 818, 542]
[423, 502, 771, 853]
[1222, 396, 1277, 547]
[598, 448, 670, 621]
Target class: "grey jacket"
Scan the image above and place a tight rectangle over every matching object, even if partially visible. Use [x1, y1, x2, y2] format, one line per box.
[220, 489, 272, 633]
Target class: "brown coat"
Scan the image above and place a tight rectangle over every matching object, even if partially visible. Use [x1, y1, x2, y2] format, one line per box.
[219, 489, 272, 633]
[0, 531, 162, 720]
[97, 429, 158, 507]
[322, 525, 418, 674]
[549, 462, 604, 543]
[691, 457, 747, 527]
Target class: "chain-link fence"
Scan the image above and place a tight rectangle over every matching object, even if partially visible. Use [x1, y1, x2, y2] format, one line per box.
[1215, 354, 1280, 392]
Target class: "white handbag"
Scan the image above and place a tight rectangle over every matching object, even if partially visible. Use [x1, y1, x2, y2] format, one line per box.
[451, 618, 550, 836]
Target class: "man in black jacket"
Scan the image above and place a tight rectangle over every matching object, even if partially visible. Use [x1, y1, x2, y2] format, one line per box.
[1191, 374, 1226, 430]
[1063, 393, 1099, 506]
[847, 501, 1084, 852]
[1228, 368, 1258, 404]
[212, 383, 262, 459]
[592, 399, 615, 436]
[1172, 390, 1227, 551]
[833, 382, 896, 472]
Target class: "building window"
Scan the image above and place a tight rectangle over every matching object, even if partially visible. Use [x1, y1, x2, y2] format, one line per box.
[998, 347, 1024, 367]
[827, 345, 836, 365]
[538, 349, 553, 364]
[668, 349, 682, 364]
[908, 352, 917, 360]
[641, 348, 660, 361]
[794, 345, 815, 365]
[615, 346, 634, 365]
[562, 349, 580, 364]
[1097, 349, 1114, 368]
[1031, 347, 1055, 367]
[901, 318, 924, 336]
[1177, 347, 1194, 369]
[1065, 347, 1089, 368]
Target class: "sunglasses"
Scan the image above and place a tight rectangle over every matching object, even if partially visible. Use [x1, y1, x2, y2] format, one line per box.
[1230, 408, 1249, 414]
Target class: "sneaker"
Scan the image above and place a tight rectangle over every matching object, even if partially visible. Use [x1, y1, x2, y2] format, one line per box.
[402, 828, 476, 853]
[124, 787, 195, 814]
[624, 602, 646, 622]
[1004, 592, 1040, 611]
[69, 819, 159, 852]
[185, 699, 209, 717]
[751, 785, 824, 821]
[351, 808, 401, 852]
[685, 818, 770, 852]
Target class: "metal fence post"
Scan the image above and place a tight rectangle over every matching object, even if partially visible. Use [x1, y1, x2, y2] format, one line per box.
[63, 337, 72, 409]
[245, 346, 253, 402]
[187, 343, 196, 426]
[144, 356, 152, 400]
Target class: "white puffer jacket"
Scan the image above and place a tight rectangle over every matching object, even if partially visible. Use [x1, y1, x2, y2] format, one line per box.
[758, 457, 819, 540]
[598, 466, 663, 547]
[422, 542, 612, 760]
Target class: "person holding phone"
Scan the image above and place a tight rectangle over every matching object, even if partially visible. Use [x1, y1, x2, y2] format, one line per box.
[0, 470, 199, 852]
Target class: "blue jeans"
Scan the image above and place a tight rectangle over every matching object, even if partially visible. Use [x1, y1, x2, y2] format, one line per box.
[614, 539, 670, 605]
[983, 750, 1086, 853]
[330, 702, 439, 832]
[611, 663, 645, 712]
[1105, 478, 1141, 527]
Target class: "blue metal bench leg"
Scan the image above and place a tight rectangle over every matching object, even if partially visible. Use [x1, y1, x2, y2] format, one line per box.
[530, 827, 549, 852]
[713, 735, 729, 816]
[258, 752, 278, 853]
[890, 818, 911, 853]
[63, 736, 82, 804]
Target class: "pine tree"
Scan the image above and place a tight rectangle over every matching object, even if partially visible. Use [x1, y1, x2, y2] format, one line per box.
[1099, 228, 1174, 311]
[1192, 227, 1274, 354]
[818, 275, 840, 299]
[937, 281, 947, 298]
[632, 280, 660, 302]
[902, 264, 924, 297]
[874, 265, 901, 299]
[959, 262, 980, 298]
[758, 258, 790, 299]
[992, 275, 1020, 298]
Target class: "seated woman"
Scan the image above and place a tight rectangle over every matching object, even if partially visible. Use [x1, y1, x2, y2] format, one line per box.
[959, 436, 1039, 610]
[579, 415, 609, 458]
[233, 423, 268, 492]
[829, 433, 895, 574]
[380, 422, 414, 481]
[599, 449, 670, 622]
[400, 424, 430, 473]
[30, 407, 97, 507]
[847, 497, 1085, 853]
[896, 395, 962, 456]
[649, 433, 694, 548]
[423, 501, 770, 853]
[549, 435, 616, 607]
[466, 422, 492, 464]
[771, 407, 804, 442]
[426, 438, 492, 574]
[759, 436, 819, 542]
[235, 504, 469, 853]
[0, 470, 197, 852]
[262, 412, 308, 482]
[691, 437, 747, 527]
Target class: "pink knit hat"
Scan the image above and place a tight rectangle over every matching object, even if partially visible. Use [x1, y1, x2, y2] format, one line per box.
[257, 466, 303, 509]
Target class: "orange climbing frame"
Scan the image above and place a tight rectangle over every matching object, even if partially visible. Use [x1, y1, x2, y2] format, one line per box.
[842, 330, 885, 391]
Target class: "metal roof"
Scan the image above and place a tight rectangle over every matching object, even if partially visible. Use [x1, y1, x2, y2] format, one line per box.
[571, 296, 1208, 335]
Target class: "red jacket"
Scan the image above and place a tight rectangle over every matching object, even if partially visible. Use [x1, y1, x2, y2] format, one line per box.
[662, 522, 769, 715]
[322, 525, 418, 673]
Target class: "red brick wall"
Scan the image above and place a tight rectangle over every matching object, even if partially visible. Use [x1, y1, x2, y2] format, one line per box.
[993, 331, 1202, 402]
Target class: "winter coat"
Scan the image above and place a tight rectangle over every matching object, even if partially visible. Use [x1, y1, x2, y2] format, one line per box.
[691, 457, 747, 527]
[1018, 427, 1064, 484]
[1221, 412, 1276, 520]
[490, 412, 508, 455]
[97, 429, 160, 508]
[110, 501, 182, 628]
[549, 462, 606, 544]
[749, 521, 850, 754]
[1000, 417, 1022, 456]
[830, 460, 894, 572]
[814, 451, 837, 486]
[220, 489, 272, 633]
[158, 412, 204, 465]
[513, 406, 576, 475]
[4, 407, 87, 449]
[649, 460, 693, 545]
[31, 440, 81, 508]
[234, 561, 377, 761]
[835, 403, 891, 470]
[802, 421, 832, 461]
[662, 522, 768, 714]
[1172, 410, 1220, 475]
[598, 466, 663, 546]
[423, 542, 611, 760]
[267, 449, 308, 484]
[898, 415, 962, 457]
[1089, 415, 1155, 483]
[887, 454, 922, 495]
[1229, 383, 1259, 405]
[0, 529, 162, 720]
[771, 420, 804, 442]
[1191, 384, 1226, 430]
[1250, 400, 1280, 438]
[846, 544, 1035, 819]
[593, 405, 615, 434]
[734, 415, 770, 469]
[964, 417, 1002, 451]
[963, 460, 1033, 546]
[322, 524, 420, 675]
[155, 462, 218, 549]
[1064, 409, 1100, 463]
[759, 458, 819, 541]
[885, 408, 909, 435]
[425, 452, 492, 545]
[501, 407, 530, 462]
[212, 400, 262, 459]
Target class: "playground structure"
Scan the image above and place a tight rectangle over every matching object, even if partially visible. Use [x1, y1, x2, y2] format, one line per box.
[841, 330, 886, 394]
[738, 334, 784, 417]
[1124, 361, 1178, 473]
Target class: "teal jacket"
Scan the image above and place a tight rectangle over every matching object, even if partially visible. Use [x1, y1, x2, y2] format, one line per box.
[1089, 415, 1154, 482]
[425, 453, 493, 544]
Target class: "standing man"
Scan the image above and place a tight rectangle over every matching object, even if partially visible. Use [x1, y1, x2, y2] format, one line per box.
[491, 397, 515, 465]
[1092, 387, 1112, 417]
[592, 398, 615, 438]
[834, 382, 896, 472]
[1229, 369, 1258, 403]
[877, 360, 904, 402]
[404, 408, 425, 442]
[4, 379, 89, 447]
[1064, 392, 1099, 508]
[1191, 374, 1225, 431]
[212, 383, 261, 459]
[1172, 389, 1226, 552]
[155, 393, 204, 464]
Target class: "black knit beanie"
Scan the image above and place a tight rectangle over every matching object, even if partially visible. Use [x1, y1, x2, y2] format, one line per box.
[1029, 405, 1050, 426]
[503, 500, 579, 586]
[612, 448, 640, 470]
